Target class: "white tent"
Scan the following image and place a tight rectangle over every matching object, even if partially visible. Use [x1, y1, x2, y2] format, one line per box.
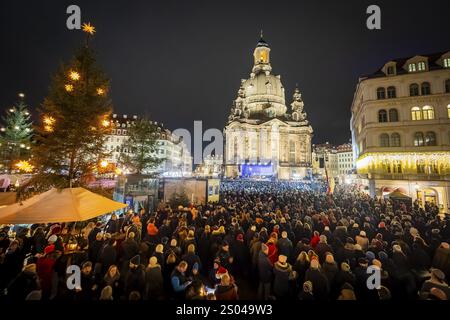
[0, 187, 127, 224]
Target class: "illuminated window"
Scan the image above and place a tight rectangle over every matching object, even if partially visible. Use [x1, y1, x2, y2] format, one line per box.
[289, 141, 295, 163]
[391, 133, 401, 147]
[260, 50, 268, 63]
[378, 109, 388, 122]
[421, 82, 431, 95]
[379, 133, 390, 147]
[414, 132, 424, 146]
[411, 107, 422, 120]
[417, 61, 426, 71]
[376, 87, 386, 99]
[387, 86, 396, 98]
[410, 83, 419, 96]
[448, 104, 450, 118]
[445, 79, 450, 93]
[408, 63, 416, 72]
[422, 106, 434, 120]
[425, 131, 436, 146]
[389, 108, 399, 122]
[443, 58, 450, 68]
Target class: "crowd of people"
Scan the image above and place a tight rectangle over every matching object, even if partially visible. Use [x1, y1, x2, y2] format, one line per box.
[0, 180, 449, 301]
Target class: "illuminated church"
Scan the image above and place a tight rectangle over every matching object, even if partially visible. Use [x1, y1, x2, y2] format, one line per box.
[224, 34, 313, 179]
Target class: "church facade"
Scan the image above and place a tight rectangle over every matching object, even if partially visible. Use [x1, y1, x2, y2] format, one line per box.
[224, 35, 313, 180]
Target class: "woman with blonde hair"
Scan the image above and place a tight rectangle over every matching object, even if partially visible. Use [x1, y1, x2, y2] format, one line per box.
[99, 285, 113, 300]
[294, 251, 310, 285]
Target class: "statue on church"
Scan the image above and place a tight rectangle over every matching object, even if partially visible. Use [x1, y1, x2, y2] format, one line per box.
[291, 86, 307, 122]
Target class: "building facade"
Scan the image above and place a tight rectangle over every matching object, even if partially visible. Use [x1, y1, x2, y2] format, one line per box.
[224, 35, 313, 180]
[194, 154, 223, 178]
[312, 142, 338, 179]
[104, 114, 192, 176]
[350, 51, 450, 213]
[337, 143, 354, 175]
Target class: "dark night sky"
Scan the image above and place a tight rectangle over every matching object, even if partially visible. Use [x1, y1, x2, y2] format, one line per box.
[1, 0, 449, 145]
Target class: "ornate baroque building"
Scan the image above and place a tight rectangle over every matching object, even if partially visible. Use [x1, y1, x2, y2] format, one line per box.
[350, 51, 450, 213]
[224, 35, 313, 180]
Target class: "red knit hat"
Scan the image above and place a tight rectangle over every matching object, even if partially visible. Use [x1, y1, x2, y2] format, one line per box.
[215, 266, 228, 279]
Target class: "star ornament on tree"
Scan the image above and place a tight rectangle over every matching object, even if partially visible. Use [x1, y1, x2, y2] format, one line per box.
[82, 22, 96, 35]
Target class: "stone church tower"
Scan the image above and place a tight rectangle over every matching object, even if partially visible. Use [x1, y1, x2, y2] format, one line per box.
[224, 34, 313, 179]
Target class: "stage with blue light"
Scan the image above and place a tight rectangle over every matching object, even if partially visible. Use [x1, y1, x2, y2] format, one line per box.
[240, 163, 273, 177]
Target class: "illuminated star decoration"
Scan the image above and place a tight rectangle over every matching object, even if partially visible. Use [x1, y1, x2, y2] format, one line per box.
[65, 84, 74, 92]
[82, 22, 96, 35]
[96, 88, 105, 96]
[69, 70, 80, 81]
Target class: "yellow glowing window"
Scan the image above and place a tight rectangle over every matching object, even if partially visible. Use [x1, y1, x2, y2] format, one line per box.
[444, 58, 450, 68]
[260, 50, 268, 63]
[447, 104, 450, 118]
[422, 106, 434, 120]
[411, 107, 421, 120]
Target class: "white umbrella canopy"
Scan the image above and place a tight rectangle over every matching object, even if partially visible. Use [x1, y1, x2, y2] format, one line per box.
[0, 187, 127, 224]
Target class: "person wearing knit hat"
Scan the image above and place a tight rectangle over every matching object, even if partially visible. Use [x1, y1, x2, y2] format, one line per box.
[187, 244, 195, 253]
[298, 281, 314, 300]
[420, 268, 450, 299]
[48, 234, 57, 244]
[170, 238, 177, 247]
[277, 255, 288, 266]
[392, 244, 402, 253]
[341, 262, 351, 272]
[310, 258, 320, 269]
[338, 282, 356, 300]
[325, 253, 334, 264]
[130, 255, 140, 266]
[372, 259, 382, 269]
[149, 256, 158, 267]
[236, 233, 244, 241]
[155, 244, 164, 254]
[365, 251, 376, 262]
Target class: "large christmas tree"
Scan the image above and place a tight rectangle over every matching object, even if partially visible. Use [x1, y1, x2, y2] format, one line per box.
[0, 96, 33, 171]
[26, 24, 112, 192]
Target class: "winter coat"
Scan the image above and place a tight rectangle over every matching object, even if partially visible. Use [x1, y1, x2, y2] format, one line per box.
[305, 268, 330, 301]
[322, 262, 339, 288]
[120, 239, 139, 261]
[100, 244, 118, 272]
[355, 235, 369, 251]
[36, 255, 56, 295]
[215, 284, 238, 300]
[124, 265, 146, 297]
[145, 265, 163, 299]
[7, 268, 40, 300]
[273, 262, 292, 299]
[432, 246, 450, 280]
[315, 242, 333, 263]
[277, 238, 293, 261]
[230, 240, 250, 276]
[338, 288, 356, 300]
[181, 252, 202, 276]
[266, 242, 278, 264]
[88, 239, 104, 264]
[257, 251, 273, 284]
